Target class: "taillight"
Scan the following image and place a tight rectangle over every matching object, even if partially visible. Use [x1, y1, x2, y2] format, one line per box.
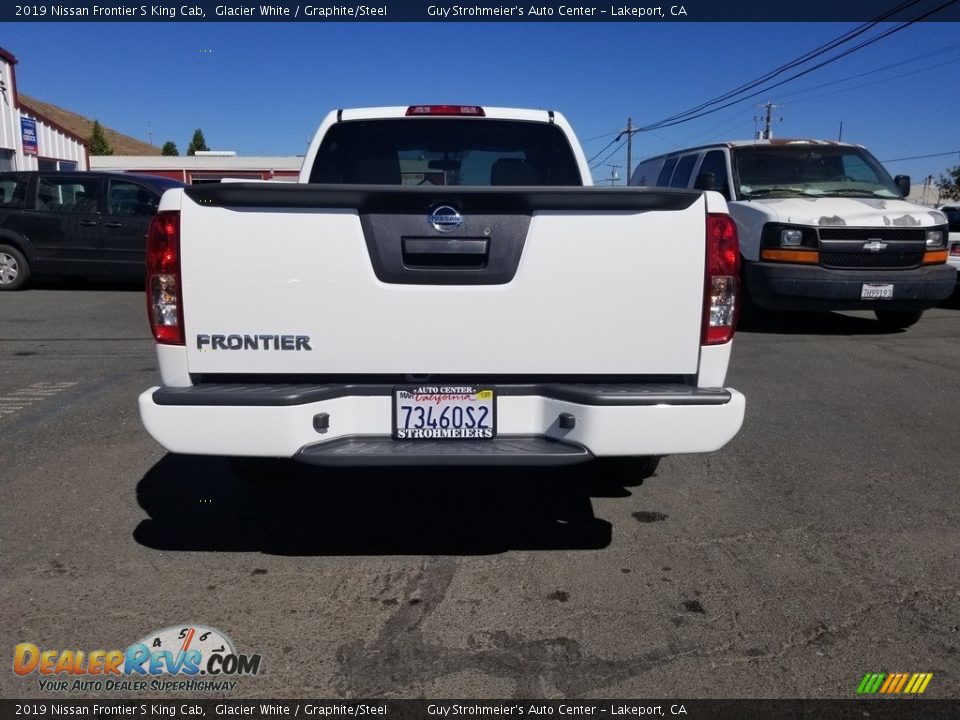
[405, 105, 485, 117]
[703, 213, 740, 346]
[146, 211, 184, 345]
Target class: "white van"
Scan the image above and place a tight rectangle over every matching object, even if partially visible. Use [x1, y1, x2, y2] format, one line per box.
[630, 139, 955, 328]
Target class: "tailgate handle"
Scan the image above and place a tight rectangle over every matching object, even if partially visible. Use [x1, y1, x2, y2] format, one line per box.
[401, 238, 489, 269]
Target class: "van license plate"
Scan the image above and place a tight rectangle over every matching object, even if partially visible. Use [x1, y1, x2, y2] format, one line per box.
[861, 283, 894, 299]
[393, 386, 495, 439]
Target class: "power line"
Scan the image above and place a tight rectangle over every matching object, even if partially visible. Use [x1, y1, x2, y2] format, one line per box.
[880, 150, 960, 162]
[631, 0, 960, 133]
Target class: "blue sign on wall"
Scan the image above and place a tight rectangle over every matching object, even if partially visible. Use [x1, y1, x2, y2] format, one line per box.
[21, 117, 38, 156]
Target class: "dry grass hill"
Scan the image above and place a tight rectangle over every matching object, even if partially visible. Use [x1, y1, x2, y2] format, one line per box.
[19, 94, 161, 156]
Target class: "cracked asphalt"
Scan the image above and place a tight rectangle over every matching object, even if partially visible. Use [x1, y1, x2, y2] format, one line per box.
[1, 283, 959, 699]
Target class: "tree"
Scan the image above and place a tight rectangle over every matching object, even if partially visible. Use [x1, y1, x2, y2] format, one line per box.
[187, 128, 209, 156]
[161, 141, 179, 156]
[936, 166, 960, 202]
[88, 120, 113, 156]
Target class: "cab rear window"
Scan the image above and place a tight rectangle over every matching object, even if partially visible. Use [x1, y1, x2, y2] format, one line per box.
[308, 119, 582, 186]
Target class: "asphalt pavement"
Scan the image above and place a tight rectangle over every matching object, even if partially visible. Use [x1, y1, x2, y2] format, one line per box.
[1, 282, 959, 699]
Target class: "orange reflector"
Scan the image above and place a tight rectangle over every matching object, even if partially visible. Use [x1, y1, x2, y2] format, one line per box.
[923, 250, 949, 264]
[760, 249, 820, 264]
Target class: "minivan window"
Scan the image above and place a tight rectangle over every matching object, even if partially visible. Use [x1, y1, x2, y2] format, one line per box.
[0, 175, 28, 208]
[309, 119, 582, 186]
[109, 180, 159, 216]
[669, 154, 698, 188]
[36, 176, 100, 214]
[732, 145, 901, 199]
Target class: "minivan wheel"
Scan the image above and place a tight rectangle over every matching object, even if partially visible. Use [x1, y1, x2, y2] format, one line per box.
[874, 309, 923, 329]
[0, 245, 30, 291]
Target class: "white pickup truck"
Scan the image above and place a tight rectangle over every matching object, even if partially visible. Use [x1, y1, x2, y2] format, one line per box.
[138, 105, 745, 475]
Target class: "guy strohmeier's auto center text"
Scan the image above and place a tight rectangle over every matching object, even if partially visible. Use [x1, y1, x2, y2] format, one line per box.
[15, 2, 689, 19]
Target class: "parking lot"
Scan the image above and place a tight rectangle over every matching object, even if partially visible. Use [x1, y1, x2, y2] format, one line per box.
[2, 284, 959, 699]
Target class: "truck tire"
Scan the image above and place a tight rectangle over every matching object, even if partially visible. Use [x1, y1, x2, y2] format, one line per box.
[874, 309, 923, 329]
[0, 244, 30, 291]
[593, 455, 661, 486]
[227, 457, 289, 482]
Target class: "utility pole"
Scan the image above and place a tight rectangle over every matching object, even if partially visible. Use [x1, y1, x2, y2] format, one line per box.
[837, 121, 843, 142]
[604, 164, 621, 186]
[625, 117, 633, 181]
[615, 117, 635, 182]
[755, 102, 782, 140]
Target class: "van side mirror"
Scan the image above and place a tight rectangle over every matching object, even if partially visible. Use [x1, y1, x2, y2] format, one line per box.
[694, 172, 716, 191]
[894, 175, 910, 197]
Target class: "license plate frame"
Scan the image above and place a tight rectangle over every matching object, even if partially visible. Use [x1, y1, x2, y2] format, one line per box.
[861, 283, 894, 300]
[392, 385, 496, 440]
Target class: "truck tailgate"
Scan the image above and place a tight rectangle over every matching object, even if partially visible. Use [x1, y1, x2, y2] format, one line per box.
[177, 185, 707, 377]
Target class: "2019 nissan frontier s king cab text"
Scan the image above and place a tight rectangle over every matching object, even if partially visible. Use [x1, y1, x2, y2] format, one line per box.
[138, 105, 746, 475]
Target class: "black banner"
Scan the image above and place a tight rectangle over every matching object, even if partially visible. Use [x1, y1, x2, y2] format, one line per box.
[4, 0, 960, 22]
[4, 700, 960, 720]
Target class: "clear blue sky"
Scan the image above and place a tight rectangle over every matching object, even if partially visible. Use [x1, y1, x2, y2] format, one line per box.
[5, 22, 960, 185]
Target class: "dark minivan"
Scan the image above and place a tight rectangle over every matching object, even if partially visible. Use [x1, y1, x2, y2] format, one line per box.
[0, 171, 184, 290]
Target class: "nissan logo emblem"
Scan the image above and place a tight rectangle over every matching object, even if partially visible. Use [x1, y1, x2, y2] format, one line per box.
[428, 205, 463, 233]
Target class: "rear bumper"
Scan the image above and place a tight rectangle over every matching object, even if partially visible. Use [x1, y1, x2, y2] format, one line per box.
[745, 261, 956, 311]
[139, 382, 746, 466]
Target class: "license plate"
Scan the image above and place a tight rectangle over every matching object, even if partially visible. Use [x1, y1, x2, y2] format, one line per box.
[393, 386, 495, 439]
[861, 283, 894, 299]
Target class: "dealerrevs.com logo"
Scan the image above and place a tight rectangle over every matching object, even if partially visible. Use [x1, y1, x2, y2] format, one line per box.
[13, 625, 262, 693]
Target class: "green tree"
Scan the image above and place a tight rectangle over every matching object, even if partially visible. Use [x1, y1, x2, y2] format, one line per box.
[161, 141, 179, 156]
[936, 166, 960, 201]
[88, 120, 113, 156]
[187, 128, 209, 156]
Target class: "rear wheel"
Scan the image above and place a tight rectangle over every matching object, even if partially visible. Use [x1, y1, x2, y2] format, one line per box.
[227, 457, 289, 482]
[0, 244, 30, 291]
[592, 456, 661, 486]
[874, 309, 923, 329]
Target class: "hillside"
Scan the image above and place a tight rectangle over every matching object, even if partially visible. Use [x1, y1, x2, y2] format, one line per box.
[19, 94, 161, 156]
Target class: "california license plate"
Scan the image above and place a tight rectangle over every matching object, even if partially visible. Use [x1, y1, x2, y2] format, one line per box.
[393, 385, 495, 439]
[861, 283, 894, 299]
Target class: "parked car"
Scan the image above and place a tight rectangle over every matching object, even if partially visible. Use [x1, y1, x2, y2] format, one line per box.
[0, 171, 185, 290]
[630, 140, 955, 328]
[939, 204, 960, 281]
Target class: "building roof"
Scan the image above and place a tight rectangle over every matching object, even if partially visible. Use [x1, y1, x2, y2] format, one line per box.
[90, 155, 303, 171]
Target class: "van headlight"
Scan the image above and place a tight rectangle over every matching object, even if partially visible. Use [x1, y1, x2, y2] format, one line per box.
[925, 229, 946, 249]
[781, 229, 804, 246]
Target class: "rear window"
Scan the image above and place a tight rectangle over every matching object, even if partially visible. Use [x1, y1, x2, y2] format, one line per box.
[308, 118, 582, 186]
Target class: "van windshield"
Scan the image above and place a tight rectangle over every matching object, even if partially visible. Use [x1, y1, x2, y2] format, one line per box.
[732, 145, 901, 200]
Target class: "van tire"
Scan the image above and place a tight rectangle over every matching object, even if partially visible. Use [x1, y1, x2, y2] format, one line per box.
[0, 244, 30, 291]
[874, 309, 923, 329]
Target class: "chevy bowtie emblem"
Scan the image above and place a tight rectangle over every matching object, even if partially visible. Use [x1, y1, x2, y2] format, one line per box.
[862, 241, 887, 251]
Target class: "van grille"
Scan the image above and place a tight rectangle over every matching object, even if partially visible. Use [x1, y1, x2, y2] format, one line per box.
[820, 251, 924, 269]
[818, 227, 926, 269]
